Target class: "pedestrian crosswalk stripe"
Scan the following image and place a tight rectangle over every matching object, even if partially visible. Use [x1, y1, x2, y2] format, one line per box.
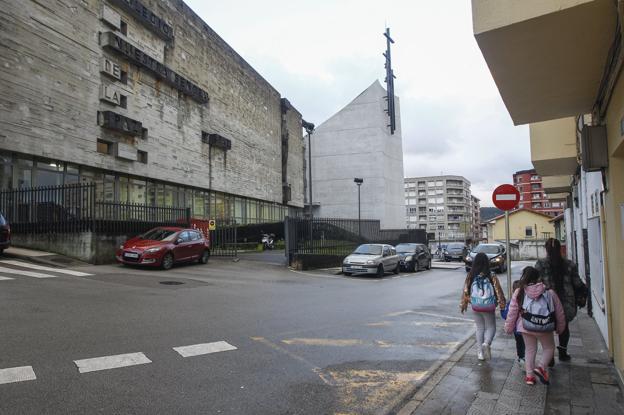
[0, 266, 57, 278]
[74, 352, 152, 374]
[0, 366, 37, 385]
[0, 260, 93, 277]
[0, 276, 14, 281]
[173, 341, 237, 357]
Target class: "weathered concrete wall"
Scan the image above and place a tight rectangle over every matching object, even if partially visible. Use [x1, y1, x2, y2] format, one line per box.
[12, 233, 96, 263]
[0, 0, 304, 206]
[309, 80, 405, 228]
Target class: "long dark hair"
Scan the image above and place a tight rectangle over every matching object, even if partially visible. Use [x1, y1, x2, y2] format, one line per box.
[517, 266, 541, 307]
[469, 252, 491, 284]
[545, 238, 565, 294]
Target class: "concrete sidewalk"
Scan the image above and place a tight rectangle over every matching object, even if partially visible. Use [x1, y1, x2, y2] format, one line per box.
[397, 312, 624, 414]
[2, 246, 88, 268]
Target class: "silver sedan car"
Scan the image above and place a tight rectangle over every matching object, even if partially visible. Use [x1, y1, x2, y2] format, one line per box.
[342, 244, 400, 277]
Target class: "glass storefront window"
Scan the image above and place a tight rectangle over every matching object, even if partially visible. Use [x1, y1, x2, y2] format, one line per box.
[129, 179, 145, 204]
[14, 158, 32, 188]
[35, 160, 63, 187]
[119, 176, 129, 203]
[192, 190, 205, 219]
[103, 174, 115, 202]
[65, 164, 79, 184]
[164, 185, 174, 206]
[215, 193, 224, 219]
[247, 200, 257, 223]
[235, 198, 244, 223]
[0, 152, 12, 189]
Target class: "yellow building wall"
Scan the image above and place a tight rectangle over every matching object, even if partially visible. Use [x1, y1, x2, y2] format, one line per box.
[489, 210, 555, 241]
[603, 69, 624, 380]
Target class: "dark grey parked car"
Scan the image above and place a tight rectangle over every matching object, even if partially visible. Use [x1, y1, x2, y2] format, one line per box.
[395, 243, 432, 272]
[444, 242, 467, 262]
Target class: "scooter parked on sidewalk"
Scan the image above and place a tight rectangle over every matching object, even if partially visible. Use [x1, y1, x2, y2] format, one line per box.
[261, 233, 275, 250]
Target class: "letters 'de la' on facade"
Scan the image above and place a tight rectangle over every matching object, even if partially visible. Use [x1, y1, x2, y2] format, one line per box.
[0, 0, 306, 230]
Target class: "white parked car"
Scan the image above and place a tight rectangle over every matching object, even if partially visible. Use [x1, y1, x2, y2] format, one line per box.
[342, 244, 400, 277]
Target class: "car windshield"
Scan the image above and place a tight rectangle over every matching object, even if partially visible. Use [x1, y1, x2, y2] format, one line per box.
[140, 228, 178, 242]
[447, 243, 464, 249]
[473, 245, 501, 254]
[352, 245, 382, 255]
[395, 244, 416, 253]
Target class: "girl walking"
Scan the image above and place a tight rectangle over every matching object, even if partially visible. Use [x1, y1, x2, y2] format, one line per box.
[504, 266, 566, 385]
[460, 252, 506, 361]
[535, 238, 587, 362]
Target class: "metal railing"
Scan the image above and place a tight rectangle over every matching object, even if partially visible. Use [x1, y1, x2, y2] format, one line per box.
[285, 216, 426, 260]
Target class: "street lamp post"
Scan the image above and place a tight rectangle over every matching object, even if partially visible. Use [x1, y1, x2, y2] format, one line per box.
[354, 178, 363, 238]
[302, 120, 315, 244]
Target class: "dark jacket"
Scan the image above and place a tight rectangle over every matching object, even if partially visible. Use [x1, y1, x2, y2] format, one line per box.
[535, 257, 585, 322]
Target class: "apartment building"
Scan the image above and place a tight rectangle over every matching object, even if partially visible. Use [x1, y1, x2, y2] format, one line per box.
[513, 169, 566, 216]
[404, 175, 476, 241]
[472, 0, 624, 382]
[470, 195, 481, 241]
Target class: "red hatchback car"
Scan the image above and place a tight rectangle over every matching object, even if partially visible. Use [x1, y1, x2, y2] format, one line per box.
[116, 227, 210, 270]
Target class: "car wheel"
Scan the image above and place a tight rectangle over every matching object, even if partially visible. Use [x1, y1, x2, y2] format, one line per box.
[411, 261, 417, 272]
[343, 272, 352, 276]
[427, 260, 431, 270]
[444, 257, 449, 262]
[161, 252, 174, 270]
[465, 267, 470, 272]
[199, 250, 210, 264]
[376, 264, 384, 278]
[393, 263, 399, 274]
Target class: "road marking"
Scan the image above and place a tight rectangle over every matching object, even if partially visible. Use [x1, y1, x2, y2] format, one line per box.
[0, 276, 14, 281]
[0, 266, 57, 279]
[384, 310, 472, 322]
[282, 338, 363, 347]
[173, 341, 237, 357]
[74, 352, 151, 374]
[0, 260, 93, 276]
[0, 366, 36, 385]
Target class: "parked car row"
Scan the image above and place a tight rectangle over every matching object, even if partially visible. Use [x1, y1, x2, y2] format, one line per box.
[464, 243, 507, 273]
[342, 242, 432, 278]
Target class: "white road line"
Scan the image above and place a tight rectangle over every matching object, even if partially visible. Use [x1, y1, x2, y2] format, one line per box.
[74, 352, 151, 374]
[0, 366, 37, 385]
[0, 266, 57, 279]
[0, 260, 93, 276]
[0, 276, 14, 281]
[173, 341, 237, 357]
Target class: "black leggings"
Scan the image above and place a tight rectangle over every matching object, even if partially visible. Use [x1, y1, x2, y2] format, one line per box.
[559, 325, 570, 349]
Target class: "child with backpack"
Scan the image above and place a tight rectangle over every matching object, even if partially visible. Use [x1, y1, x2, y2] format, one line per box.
[460, 252, 506, 361]
[504, 266, 566, 385]
[501, 280, 526, 363]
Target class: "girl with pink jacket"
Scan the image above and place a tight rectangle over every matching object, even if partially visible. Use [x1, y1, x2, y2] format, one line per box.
[504, 266, 566, 385]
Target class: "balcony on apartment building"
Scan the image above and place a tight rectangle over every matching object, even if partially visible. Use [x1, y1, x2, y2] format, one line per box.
[472, 0, 617, 125]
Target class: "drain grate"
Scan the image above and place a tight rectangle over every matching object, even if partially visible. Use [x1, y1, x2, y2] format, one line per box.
[159, 281, 185, 285]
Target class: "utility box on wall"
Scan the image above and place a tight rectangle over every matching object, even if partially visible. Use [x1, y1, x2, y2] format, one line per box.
[581, 125, 608, 172]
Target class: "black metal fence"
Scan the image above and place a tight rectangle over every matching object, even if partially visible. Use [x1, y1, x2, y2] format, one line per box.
[285, 216, 426, 259]
[0, 183, 190, 235]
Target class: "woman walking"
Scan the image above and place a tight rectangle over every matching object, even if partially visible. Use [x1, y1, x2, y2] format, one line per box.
[460, 252, 506, 361]
[535, 238, 587, 361]
[504, 266, 566, 385]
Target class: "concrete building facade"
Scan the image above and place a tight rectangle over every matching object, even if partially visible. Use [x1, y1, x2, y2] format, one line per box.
[472, 0, 624, 382]
[513, 169, 566, 217]
[404, 175, 477, 242]
[307, 81, 405, 229]
[0, 0, 305, 225]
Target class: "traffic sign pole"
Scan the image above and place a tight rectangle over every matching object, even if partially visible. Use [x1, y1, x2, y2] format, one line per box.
[492, 184, 520, 300]
[505, 210, 511, 299]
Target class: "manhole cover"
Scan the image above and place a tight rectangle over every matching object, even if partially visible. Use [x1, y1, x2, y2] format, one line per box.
[159, 281, 185, 285]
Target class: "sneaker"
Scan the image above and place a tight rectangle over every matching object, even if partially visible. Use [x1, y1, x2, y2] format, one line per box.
[482, 343, 491, 360]
[525, 375, 536, 385]
[477, 350, 485, 361]
[533, 367, 550, 385]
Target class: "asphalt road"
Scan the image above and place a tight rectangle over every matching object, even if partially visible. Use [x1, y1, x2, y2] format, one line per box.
[0, 255, 529, 415]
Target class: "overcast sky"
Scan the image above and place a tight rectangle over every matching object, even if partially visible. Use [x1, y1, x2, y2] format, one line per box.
[185, 0, 531, 206]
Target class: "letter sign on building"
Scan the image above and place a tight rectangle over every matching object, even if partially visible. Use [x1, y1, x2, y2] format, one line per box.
[100, 85, 125, 107]
[101, 5, 121, 30]
[100, 57, 122, 81]
[98, 111, 143, 136]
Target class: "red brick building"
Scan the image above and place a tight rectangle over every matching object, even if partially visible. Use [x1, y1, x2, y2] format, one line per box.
[512, 169, 566, 217]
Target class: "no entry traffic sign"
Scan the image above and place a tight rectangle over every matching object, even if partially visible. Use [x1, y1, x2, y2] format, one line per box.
[492, 184, 520, 211]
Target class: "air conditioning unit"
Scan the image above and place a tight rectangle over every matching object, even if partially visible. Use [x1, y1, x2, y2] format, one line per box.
[581, 125, 608, 172]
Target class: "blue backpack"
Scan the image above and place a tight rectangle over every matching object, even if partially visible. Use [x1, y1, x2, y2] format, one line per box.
[470, 274, 497, 312]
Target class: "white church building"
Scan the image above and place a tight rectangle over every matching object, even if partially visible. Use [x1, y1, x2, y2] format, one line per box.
[306, 80, 406, 229]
